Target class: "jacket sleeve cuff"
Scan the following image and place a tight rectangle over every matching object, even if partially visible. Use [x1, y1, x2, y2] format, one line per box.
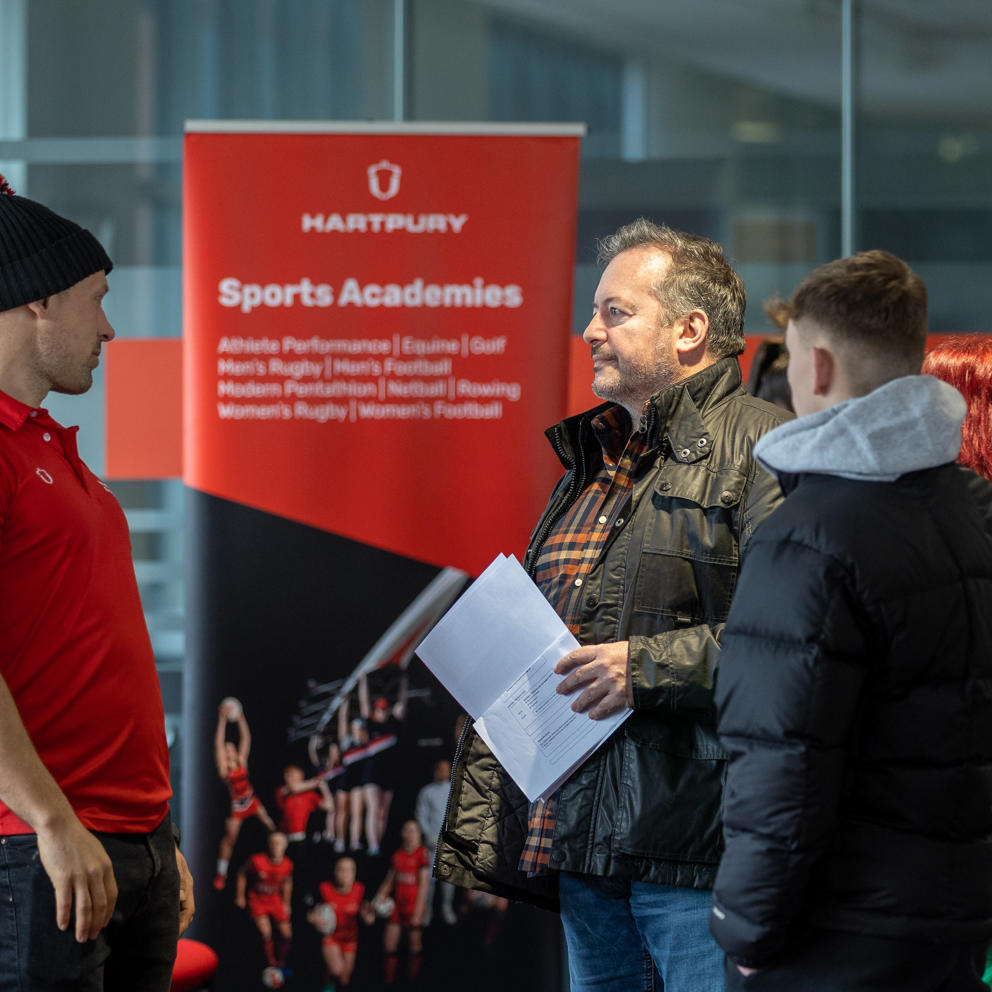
[629, 628, 722, 712]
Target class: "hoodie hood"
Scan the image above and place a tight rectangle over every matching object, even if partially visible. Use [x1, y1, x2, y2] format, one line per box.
[754, 374, 965, 482]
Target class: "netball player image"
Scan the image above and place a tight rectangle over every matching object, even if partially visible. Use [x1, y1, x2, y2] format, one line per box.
[213, 699, 275, 889]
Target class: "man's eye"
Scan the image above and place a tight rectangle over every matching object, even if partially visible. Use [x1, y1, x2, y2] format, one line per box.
[609, 307, 623, 317]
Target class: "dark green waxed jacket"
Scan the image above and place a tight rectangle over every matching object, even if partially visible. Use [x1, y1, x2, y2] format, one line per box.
[435, 357, 791, 911]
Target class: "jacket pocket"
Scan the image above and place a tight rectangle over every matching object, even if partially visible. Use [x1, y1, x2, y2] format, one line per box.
[631, 464, 746, 626]
[613, 715, 726, 863]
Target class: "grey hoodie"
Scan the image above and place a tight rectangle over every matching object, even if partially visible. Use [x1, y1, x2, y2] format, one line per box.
[754, 374, 966, 483]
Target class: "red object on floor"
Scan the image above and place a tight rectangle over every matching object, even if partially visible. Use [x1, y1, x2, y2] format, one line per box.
[170, 938, 218, 992]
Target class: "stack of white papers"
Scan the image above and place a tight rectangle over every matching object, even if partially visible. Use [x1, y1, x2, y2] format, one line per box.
[416, 554, 631, 801]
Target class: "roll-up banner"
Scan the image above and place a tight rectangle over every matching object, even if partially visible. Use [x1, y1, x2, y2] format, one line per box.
[182, 123, 582, 991]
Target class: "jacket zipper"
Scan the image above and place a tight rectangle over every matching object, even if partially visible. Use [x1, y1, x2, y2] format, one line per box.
[524, 424, 587, 578]
[437, 423, 587, 877]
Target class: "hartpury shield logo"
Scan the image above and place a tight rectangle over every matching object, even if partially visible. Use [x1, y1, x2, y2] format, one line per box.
[367, 159, 402, 200]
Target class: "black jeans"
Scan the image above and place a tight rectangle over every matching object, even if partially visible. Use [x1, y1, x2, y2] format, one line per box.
[0, 816, 180, 992]
[724, 927, 990, 992]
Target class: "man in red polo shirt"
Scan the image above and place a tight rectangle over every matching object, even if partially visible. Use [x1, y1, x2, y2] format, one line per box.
[0, 173, 193, 990]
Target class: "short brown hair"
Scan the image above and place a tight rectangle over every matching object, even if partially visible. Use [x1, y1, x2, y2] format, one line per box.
[774, 250, 928, 394]
[596, 218, 746, 360]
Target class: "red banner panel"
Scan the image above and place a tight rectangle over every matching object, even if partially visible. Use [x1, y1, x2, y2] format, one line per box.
[182, 124, 580, 992]
[184, 125, 583, 575]
[105, 339, 183, 479]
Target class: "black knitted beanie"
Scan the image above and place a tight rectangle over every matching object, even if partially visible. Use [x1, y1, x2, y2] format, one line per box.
[0, 173, 113, 313]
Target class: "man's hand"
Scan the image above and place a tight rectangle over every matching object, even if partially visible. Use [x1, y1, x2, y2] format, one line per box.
[176, 848, 194, 935]
[555, 642, 633, 719]
[36, 817, 117, 943]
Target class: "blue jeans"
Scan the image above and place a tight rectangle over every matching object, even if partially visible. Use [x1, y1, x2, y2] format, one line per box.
[560, 872, 724, 992]
[0, 816, 180, 992]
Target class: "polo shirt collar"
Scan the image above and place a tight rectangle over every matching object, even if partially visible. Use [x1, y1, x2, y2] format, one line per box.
[0, 388, 48, 431]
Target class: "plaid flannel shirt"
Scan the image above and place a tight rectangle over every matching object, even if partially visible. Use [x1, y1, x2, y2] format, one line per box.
[518, 404, 649, 875]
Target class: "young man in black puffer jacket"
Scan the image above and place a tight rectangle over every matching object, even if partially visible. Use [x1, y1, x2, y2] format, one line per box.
[710, 249, 992, 991]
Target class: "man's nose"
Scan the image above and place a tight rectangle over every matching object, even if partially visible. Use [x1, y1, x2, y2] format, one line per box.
[583, 315, 606, 345]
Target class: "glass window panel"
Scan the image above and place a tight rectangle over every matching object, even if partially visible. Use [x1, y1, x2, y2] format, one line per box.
[858, 0, 992, 332]
[449, 0, 842, 333]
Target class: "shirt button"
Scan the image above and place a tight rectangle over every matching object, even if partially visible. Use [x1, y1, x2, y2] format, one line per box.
[598, 515, 608, 525]
[29, 411, 38, 418]
[573, 578, 583, 588]
[42, 433, 52, 442]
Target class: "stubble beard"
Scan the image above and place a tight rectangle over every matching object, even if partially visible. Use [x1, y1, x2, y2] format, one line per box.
[37, 338, 97, 397]
[591, 348, 683, 418]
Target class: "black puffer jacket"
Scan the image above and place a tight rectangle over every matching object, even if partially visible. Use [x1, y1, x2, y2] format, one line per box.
[435, 358, 789, 909]
[711, 375, 992, 966]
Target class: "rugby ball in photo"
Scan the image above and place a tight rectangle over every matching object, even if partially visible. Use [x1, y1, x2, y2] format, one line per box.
[373, 895, 395, 918]
[220, 696, 243, 721]
[313, 901, 337, 935]
[261, 965, 284, 988]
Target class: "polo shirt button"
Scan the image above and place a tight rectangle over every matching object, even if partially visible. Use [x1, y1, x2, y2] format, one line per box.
[573, 578, 583, 588]
[597, 515, 608, 525]
[42, 433, 52, 442]
[29, 411, 38, 418]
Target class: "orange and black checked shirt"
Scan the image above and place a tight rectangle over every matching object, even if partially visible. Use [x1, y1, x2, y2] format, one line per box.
[518, 405, 651, 876]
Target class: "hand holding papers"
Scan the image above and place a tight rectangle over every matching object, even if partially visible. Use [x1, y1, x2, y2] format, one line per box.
[415, 554, 632, 801]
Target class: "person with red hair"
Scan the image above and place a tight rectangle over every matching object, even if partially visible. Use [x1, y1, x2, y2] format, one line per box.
[923, 334, 992, 991]
[923, 336, 992, 480]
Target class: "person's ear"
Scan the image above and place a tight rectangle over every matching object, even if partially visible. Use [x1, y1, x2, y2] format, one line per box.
[24, 297, 52, 318]
[675, 309, 709, 354]
[810, 345, 835, 397]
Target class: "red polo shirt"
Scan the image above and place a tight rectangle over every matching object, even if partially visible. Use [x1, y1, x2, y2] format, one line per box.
[0, 390, 171, 834]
